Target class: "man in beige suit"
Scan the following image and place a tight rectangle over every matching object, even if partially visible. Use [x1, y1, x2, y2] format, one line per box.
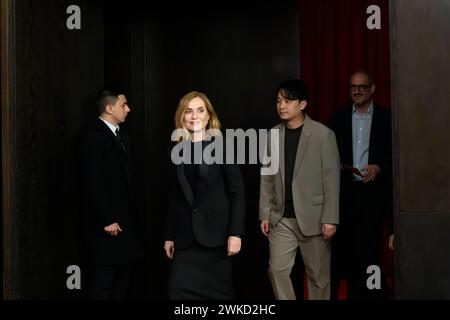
[260, 79, 340, 300]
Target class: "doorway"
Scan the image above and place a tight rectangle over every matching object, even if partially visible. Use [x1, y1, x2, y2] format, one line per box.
[104, 0, 301, 299]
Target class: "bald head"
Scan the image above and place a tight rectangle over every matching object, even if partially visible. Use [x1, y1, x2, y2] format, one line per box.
[351, 70, 374, 86]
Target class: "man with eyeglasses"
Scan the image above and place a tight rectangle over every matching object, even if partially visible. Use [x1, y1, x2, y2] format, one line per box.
[329, 70, 393, 300]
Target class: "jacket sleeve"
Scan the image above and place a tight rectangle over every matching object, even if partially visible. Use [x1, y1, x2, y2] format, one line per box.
[79, 134, 117, 227]
[222, 163, 246, 237]
[164, 144, 178, 241]
[321, 129, 341, 225]
[378, 110, 393, 175]
[259, 129, 276, 221]
[383, 111, 394, 235]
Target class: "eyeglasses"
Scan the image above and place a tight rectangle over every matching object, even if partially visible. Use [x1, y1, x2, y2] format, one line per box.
[350, 84, 372, 91]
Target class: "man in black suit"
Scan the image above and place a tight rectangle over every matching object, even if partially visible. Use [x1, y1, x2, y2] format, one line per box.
[79, 88, 142, 299]
[329, 70, 393, 300]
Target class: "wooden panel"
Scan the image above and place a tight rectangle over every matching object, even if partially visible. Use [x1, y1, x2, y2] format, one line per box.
[392, 0, 450, 213]
[1, 0, 15, 300]
[391, 0, 450, 299]
[5, 0, 104, 299]
[0, 1, 2, 300]
[397, 214, 450, 299]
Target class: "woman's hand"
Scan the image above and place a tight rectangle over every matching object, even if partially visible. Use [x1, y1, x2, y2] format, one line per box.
[164, 241, 175, 259]
[227, 236, 242, 257]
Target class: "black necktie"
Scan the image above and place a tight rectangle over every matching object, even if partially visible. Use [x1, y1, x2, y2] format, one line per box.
[115, 128, 126, 152]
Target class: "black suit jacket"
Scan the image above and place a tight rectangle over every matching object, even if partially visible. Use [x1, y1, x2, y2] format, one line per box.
[329, 103, 393, 233]
[79, 118, 142, 265]
[165, 139, 246, 249]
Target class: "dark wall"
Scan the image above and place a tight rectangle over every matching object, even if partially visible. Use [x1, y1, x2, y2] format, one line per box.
[5, 0, 301, 299]
[391, 0, 450, 299]
[103, 1, 301, 299]
[0, 2, 3, 300]
[5, 0, 104, 299]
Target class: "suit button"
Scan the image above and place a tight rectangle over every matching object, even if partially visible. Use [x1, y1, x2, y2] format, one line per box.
[193, 209, 198, 214]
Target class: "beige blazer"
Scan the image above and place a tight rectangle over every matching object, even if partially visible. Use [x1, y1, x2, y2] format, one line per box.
[259, 115, 340, 236]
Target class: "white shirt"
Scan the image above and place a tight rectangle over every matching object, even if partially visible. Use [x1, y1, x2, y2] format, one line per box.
[352, 102, 373, 181]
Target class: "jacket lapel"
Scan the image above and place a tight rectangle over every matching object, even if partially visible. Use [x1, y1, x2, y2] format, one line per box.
[176, 140, 212, 207]
[368, 104, 379, 163]
[346, 106, 354, 164]
[293, 115, 311, 178]
[177, 164, 194, 207]
[96, 118, 126, 156]
[95, 118, 133, 193]
[194, 163, 209, 207]
[279, 125, 286, 186]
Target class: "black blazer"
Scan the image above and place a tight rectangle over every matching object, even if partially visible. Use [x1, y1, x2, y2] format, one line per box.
[165, 139, 246, 250]
[78, 118, 142, 265]
[329, 103, 393, 233]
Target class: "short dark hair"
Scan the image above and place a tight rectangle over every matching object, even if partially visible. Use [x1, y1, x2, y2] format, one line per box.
[277, 79, 309, 102]
[97, 87, 125, 115]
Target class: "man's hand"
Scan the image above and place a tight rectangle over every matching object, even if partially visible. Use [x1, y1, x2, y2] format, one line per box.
[228, 236, 242, 257]
[362, 164, 381, 183]
[260, 220, 270, 238]
[389, 234, 395, 251]
[164, 241, 175, 259]
[322, 224, 337, 241]
[104, 223, 123, 236]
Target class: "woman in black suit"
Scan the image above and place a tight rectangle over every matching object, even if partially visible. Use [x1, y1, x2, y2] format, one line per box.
[164, 91, 246, 300]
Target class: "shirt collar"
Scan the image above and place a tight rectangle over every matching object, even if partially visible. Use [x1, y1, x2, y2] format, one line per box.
[99, 117, 119, 135]
[352, 101, 374, 117]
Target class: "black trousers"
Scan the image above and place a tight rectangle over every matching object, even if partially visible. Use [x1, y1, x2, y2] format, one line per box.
[88, 264, 133, 300]
[331, 181, 388, 300]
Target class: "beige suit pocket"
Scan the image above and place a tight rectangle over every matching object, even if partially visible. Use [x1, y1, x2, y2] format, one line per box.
[312, 195, 324, 206]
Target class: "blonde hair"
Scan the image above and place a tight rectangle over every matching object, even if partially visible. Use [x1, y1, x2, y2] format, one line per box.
[174, 91, 221, 141]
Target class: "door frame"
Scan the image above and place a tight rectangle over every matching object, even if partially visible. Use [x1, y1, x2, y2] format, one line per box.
[1, 0, 16, 300]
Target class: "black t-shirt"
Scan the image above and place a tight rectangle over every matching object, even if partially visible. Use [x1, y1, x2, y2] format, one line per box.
[284, 125, 303, 218]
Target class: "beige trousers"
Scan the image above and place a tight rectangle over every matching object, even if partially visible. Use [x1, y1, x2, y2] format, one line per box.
[268, 218, 331, 300]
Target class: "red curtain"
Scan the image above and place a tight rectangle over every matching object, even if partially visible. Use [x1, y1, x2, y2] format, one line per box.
[298, 0, 393, 299]
[299, 0, 391, 124]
